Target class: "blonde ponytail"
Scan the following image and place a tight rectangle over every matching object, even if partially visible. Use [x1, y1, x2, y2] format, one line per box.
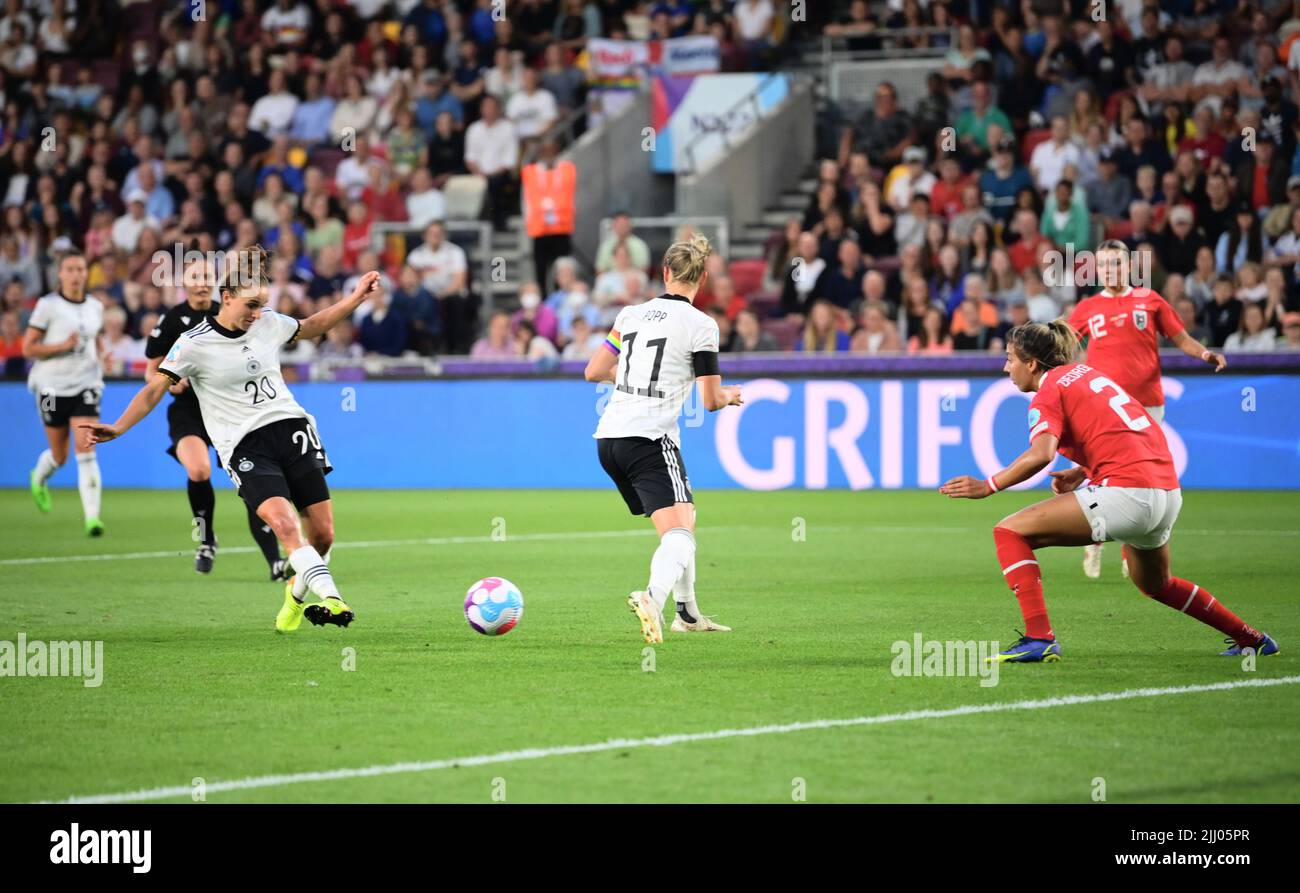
[662, 233, 712, 286]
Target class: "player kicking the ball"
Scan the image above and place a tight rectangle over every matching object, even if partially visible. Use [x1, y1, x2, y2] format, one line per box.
[144, 256, 287, 578]
[585, 234, 743, 643]
[83, 246, 381, 633]
[1067, 240, 1226, 579]
[940, 320, 1277, 662]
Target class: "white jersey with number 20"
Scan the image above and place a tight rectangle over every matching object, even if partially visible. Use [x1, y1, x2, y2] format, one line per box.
[594, 294, 720, 446]
[159, 311, 311, 466]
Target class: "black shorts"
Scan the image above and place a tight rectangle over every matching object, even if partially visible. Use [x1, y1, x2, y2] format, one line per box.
[35, 387, 101, 428]
[597, 435, 693, 518]
[224, 417, 333, 513]
[165, 398, 212, 461]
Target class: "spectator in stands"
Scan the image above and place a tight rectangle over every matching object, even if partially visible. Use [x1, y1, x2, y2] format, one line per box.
[1116, 115, 1170, 181]
[507, 64, 558, 152]
[852, 180, 897, 263]
[955, 80, 1010, 156]
[779, 232, 826, 318]
[253, 173, 293, 231]
[1124, 200, 1157, 251]
[1087, 146, 1132, 227]
[797, 299, 849, 353]
[1216, 203, 1268, 274]
[1224, 301, 1277, 352]
[847, 300, 899, 354]
[516, 316, 559, 360]
[894, 192, 930, 251]
[134, 163, 175, 225]
[1280, 311, 1300, 348]
[404, 168, 448, 230]
[290, 72, 335, 147]
[1006, 208, 1049, 275]
[331, 75, 379, 146]
[821, 240, 865, 311]
[464, 95, 520, 231]
[334, 134, 377, 201]
[908, 306, 952, 355]
[427, 111, 469, 188]
[1159, 205, 1206, 276]
[1029, 115, 1080, 194]
[725, 307, 774, 353]
[593, 243, 646, 310]
[1201, 273, 1242, 347]
[561, 315, 604, 360]
[1040, 179, 1091, 253]
[356, 282, 409, 358]
[392, 264, 440, 356]
[840, 80, 914, 170]
[962, 219, 994, 276]
[406, 221, 471, 352]
[249, 69, 299, 139]
[451, 40, 488, 120]
[980, 136, 1032, 225]
[511, 282, 559, 345]
[472, 309, 519, 359]
[110, 191, 158, 253]
[595, 212, 651, 273]
[732, 0, 775, 70]
[929, 155, 970, 222]
[1237, 133, 1289, 209]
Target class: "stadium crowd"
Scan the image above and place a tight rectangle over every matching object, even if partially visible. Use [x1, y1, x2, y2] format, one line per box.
[4, 0, 1300, 373]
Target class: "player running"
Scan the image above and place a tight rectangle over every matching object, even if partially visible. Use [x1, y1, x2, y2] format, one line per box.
[145, 257, 287, 578]
[23, 249, 106, 536]
[940, 320, 1277, 663]
[83, 246, 381, 633]
[1068, 239, 1226, 578]
[585, 234, 744, 643]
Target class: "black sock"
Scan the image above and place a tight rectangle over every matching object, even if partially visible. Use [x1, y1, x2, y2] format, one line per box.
[676, 602, 698, 624]
[246, 503, 282, 566]
[187, 479, 216, 546]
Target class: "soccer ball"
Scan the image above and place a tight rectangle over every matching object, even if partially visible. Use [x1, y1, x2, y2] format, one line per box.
[464, 577, 524, 636]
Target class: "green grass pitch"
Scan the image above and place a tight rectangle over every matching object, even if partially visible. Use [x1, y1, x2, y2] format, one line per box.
[1, 488, 1296, 803]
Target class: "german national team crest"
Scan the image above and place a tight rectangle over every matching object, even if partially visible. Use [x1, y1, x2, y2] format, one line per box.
[245, 357, 261, 375]
[238, 459, 254, 472]
[1132, 309, 1148, 331]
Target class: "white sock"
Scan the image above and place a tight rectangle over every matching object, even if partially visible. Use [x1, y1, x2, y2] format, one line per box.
[289, 545, 338, 601]
[34, 449, 61, 484]
[672, 550, 699, 623]
[75, 452, 101, 520]
[292, 546, 330, 598]
[648, 527, 694, 612]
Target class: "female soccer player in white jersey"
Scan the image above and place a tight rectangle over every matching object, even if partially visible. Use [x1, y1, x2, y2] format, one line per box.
[23, 250, 107, 536]
[585, 234, 744, 643]
[83, 247, 381, 633]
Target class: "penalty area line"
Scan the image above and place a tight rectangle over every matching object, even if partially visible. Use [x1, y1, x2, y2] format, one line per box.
[43, 675, 1300, 804]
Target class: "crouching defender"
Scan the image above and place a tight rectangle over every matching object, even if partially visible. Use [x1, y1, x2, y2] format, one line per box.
[83, 247, 381, 632]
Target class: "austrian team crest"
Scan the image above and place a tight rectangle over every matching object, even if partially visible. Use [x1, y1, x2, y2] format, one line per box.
[1132, 309, 1148, 331]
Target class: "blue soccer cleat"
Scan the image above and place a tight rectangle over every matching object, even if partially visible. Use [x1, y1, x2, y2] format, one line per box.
[1219, 633, 1279, 657]
[988, 631, 1062, 663]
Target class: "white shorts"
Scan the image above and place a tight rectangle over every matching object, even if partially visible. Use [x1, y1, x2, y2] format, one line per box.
[1073, 485, 1182, 550]
[1145, 405, 1165, 423]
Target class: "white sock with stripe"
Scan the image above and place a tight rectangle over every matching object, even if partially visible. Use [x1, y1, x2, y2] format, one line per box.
[291, 547, 329, 599]
[289, 545, 339, 601]
[648, 527, 694, 612]
[75, 452, 101, 520]
[34, 449, 62, 484]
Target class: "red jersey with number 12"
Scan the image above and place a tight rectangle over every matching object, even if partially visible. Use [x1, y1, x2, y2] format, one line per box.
[1029, 363, 1180, 489]
[1067, 287, 1183, 407]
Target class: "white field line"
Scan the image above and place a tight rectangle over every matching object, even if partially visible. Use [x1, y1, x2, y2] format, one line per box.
[2, 525, 1294, 567]
[43, 675, 1300, 804]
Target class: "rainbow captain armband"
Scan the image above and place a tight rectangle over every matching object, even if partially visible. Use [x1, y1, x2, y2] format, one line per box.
[602, 333, 621, 356]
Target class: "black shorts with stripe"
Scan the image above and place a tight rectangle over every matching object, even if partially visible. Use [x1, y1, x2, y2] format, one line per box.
[597, 435, 693, 518]
[165, 395, 213, 461]
[225, 417, 333, 513]
[34, 388, 101, 428]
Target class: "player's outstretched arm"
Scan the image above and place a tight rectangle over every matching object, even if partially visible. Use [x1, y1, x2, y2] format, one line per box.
[1171, 330, 1226, 372]
[79, 373, 172, 444]
[940, 433, 1060, 499]
[583, 329, 619, 383]
[696, 375, 743, 412]
[299, 270, 381, 342]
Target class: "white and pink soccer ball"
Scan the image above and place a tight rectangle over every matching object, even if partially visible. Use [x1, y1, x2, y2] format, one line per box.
[463, 577, 524, 636]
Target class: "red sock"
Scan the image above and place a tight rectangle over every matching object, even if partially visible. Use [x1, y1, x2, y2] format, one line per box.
[993, 526, 1053, 640]
[1146, 578, 1261, 645]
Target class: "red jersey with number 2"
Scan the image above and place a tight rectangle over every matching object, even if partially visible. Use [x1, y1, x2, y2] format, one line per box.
[1067, 287, 1183, 407]
[1029, 363, 1180, 489]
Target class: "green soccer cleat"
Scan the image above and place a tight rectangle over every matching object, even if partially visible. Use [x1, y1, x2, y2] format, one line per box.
[275, 580, 307, 633]
[85, 518, 104, 537]
[304, 596, 355, 628]
[30, 470, 51, 513]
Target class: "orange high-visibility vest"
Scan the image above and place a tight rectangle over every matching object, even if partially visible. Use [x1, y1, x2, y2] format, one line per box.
[522, 160, 577, 238]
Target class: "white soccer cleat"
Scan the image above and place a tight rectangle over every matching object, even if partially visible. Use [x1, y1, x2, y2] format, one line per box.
[1083, 543, 1103, 579]
[627, 591, 663, 644]
[670, 613, 732, 632]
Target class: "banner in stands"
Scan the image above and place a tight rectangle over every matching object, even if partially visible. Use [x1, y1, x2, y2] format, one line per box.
[586, 36, 719, 127]
[650, 72, 790, 173]
[3, 375, 1296, 490]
